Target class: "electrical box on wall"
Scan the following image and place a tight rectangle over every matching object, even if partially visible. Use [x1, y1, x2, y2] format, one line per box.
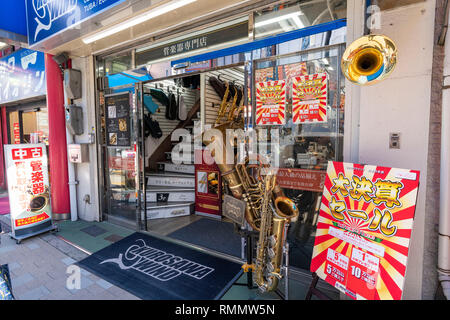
[65, 105, 84, 135]
[68, 144, 89, 163]
[64, 69, 82, 99]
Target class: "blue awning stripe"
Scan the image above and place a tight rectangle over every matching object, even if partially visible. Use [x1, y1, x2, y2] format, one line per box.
[171, 19, 346, 66]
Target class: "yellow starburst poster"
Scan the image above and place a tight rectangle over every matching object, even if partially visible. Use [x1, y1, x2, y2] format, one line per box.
[310, 161, 420, 300]
[255, 80, 286, 125]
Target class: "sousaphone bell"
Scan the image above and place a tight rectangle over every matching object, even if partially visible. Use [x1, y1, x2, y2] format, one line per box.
[342, 34, 397, 85]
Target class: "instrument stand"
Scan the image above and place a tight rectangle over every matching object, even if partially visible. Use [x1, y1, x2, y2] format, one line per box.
[274, 242, 290, 300]
[233, 226, 258, 290]
[305, 272, 333, 300]
[234, 224, 291, 300]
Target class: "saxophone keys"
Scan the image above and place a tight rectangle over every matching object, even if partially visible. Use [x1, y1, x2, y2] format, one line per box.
[269, 272, 283, 280]
[257, 284, 269, 293]
[268, 235, 277, 247]
[266, 262, 275, 273]
[267, 248, 275, 259]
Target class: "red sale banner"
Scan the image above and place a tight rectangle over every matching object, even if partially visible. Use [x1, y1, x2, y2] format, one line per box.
[255, 80, 286, 125]
[310, 161, 420, 300]
[292, 73, 328, 124]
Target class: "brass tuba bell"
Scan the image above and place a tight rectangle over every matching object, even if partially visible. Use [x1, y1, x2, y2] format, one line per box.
[342, 34, 397, 85]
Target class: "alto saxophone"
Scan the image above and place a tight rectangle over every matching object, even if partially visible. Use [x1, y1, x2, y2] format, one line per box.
[215, 81, 230, 125]
[254, 173, 288, 292]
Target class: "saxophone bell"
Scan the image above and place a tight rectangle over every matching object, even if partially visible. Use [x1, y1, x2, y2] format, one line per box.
[274, 196, 300, 222]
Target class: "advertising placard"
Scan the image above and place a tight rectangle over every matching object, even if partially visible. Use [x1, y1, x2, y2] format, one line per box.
[277, 62, 308, 90]
[255, 80, 286, 125]
[292, 73, 328, 124]
[310, 161, 420, 300]
[194, 149, 222, 218]
[4, 144, 54, 241]
[105, 92, 131, 147]
[276, 168, 327, 192]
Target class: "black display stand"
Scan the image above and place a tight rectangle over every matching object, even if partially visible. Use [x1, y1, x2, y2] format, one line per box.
[233, 227, 258, 289]
[233, 225, 289, 300]
[305, 272, 333, 300]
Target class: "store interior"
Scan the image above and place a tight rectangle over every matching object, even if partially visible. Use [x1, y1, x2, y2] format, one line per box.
[101, 42, 344, 274]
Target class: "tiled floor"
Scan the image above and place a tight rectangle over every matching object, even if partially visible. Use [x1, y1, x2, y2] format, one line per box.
[54, 218, 339, 300]
[55, 220, 134, 254]
[0, 229, 138, 300]
[1, 213, 339, 300]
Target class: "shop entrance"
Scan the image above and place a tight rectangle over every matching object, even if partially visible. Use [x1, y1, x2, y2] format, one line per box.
[6, 103, 49, 145]
[139, 66, 247, 260]
[100, 65, 248, 260]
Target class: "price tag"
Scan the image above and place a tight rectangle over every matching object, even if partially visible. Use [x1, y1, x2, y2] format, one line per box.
[346, 247, 380, 300]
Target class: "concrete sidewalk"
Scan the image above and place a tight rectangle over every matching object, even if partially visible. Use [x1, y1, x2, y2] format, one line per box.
[0, 215, 139, 300]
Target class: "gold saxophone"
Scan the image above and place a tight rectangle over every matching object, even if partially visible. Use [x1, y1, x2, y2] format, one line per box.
[203, 78, 299, 231]
[203, 76, 300, 292]
[203, 126, 299, 232]
[215, 81, 230, 125]
[254, 173, 288, 292]
[227, 84, 240, 122]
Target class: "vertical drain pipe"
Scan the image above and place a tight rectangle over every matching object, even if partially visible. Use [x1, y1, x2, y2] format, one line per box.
[439, 0, 450, 300]
[66, 129, 78, 222]
[440, 82, 450, 299]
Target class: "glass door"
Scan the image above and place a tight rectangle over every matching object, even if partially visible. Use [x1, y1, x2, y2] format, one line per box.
[101, 87, 144, 230]
[7, 108, 49, 145]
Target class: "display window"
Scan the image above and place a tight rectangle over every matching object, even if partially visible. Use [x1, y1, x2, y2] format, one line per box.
[252, 45, 345, 271]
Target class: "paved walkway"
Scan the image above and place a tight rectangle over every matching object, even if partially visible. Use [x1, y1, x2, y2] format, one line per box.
[0, 215, 139, 300]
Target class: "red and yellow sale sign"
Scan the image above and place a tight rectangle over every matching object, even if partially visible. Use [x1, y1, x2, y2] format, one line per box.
[292, 73, 328, 124]
[310, 161, 420, 300]
[255, 80, 286, 125]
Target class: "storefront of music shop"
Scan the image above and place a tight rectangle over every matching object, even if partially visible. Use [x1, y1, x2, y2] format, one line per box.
[95, 1, 347, 300]
[25, 0, 443, 300]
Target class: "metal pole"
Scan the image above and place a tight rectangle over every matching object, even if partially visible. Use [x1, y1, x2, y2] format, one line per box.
[247, 232, 253, 288]
[285, 242, 289, 300]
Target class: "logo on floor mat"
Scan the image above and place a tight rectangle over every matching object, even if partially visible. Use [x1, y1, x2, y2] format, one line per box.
[100, 239, 215, 282]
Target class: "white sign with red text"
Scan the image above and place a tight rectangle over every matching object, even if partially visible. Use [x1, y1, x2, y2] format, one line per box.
[4, 144, 52, 237]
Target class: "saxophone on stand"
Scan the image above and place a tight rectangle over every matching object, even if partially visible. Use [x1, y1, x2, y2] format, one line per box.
[202, 75, 299, 293]
[254, 172, 291, 293]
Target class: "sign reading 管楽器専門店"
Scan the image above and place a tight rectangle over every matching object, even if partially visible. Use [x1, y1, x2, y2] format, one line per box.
[135, 21, 249, 65]
[0, 49, 46, 104]
[26, 0, 125, 46]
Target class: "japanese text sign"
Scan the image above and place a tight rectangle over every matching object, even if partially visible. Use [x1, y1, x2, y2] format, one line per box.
[4, 144, 52, 235]
[137, 21, 248, 65]
[292, 73, 328, 124]
[0, 49, 46, 104]
[255, 80, 286, 125]
[310, 161, 420, 300]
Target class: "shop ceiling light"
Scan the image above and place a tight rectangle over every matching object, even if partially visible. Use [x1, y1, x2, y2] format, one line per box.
[82, 0, 198, 44]
[291, 15, 304, 29]
[0, 41, 8, 49]
[254, 12, 304, 28]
